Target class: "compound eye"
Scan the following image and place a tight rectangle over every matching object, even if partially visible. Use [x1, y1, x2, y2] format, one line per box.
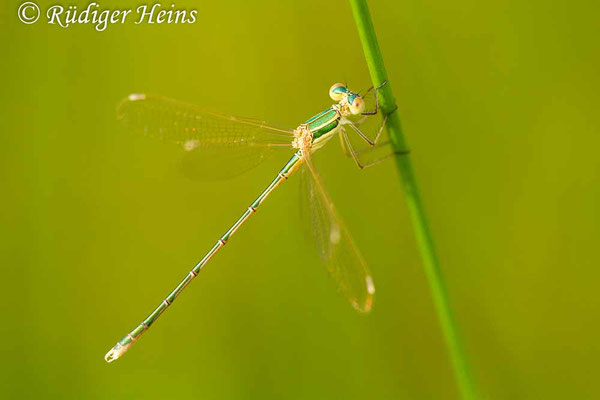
[349, 96, 365, 114]
[329, 83, 347, 101]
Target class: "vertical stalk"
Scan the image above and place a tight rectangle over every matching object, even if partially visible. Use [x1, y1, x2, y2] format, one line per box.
[348, 1, 478, 399]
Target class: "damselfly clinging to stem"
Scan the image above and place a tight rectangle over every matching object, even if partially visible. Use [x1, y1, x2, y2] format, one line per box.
[105, 82, 396, 362]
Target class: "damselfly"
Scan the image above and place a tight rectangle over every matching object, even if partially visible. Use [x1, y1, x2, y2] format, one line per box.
[105, 82, 394, 362]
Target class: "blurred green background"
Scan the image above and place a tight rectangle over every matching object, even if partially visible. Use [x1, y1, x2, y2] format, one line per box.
[2, 0, 600, 398]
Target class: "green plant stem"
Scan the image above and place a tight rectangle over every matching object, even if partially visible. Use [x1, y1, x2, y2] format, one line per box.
[349, 1, 478, 399]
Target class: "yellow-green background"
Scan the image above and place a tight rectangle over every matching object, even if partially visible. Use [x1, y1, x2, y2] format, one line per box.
[2, 0, 599, 398]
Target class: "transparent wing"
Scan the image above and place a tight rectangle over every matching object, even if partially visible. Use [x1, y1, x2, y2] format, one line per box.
[299, 153, 375, 312]
[118, 94, 295, 146]
[117, 94, 295, 180]
[180, 145, 281, 181]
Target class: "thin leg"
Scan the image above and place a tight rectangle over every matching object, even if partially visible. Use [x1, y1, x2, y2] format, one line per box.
[360, 85, 374, 100]
[355, 139, 391, 156]
[339, 129, 391, 159]
[339, 129, 351, 158]
[348, 80, 396, 146]
[341, 128, 408, 170]
[354, 115, 369, 126]
[361, 81, 387, 116]
[338, 128, 390, 157]
[346, 113, 388, 146]
[347, 122, 376, 146]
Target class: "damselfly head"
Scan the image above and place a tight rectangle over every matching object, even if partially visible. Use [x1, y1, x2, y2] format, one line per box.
[348, 94, 365, 115]
[329, 83, 365, 115]
[329, 83, 347, 102]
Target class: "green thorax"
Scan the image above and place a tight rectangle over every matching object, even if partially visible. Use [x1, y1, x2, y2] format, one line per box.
[305, 107, 340, 140]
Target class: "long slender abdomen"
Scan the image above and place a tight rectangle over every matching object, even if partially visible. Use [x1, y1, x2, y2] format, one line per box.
[105, 150, 304, 362]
